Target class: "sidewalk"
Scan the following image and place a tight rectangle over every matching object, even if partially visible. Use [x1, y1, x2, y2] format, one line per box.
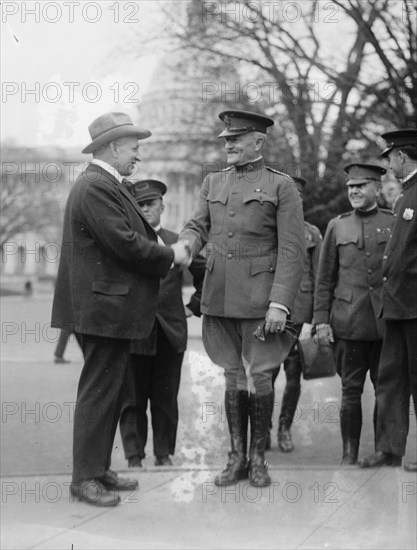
[1, 296, 416, 549]
[2, 466, 416, 549]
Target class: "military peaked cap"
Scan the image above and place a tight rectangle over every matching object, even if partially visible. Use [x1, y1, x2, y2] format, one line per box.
[133, 179, 167, 202]
[218, 110, 274, 138]
[344, 163, 386, 185]
[293, 176, 307, 188]
[380, 128, 417, 158]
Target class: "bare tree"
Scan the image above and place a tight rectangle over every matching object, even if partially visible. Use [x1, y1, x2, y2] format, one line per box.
[163, 0, 416, 229]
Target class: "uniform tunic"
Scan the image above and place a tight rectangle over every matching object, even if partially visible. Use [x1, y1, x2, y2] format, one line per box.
[314, 207, 394, 340]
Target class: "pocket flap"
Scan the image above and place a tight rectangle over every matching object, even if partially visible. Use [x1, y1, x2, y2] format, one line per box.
[250, 257, 275, 276]
[300, 279, 314, 291]
[243, 192, 278, 206]
[334, 287, 352, 302]
[92, 281, 129, 295]
[376, 232, 389, 244]
[335, 234, 358, 246]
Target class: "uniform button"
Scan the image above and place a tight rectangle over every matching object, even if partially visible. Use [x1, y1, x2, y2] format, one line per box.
[368, 269, 372, 274]
[383, 277, 387, 282]
[229, 211, 235, 217]
[383, 255, 387, 260]
[369, 286, 374, 291]
[228, 232, 233, 238]
[269, 267, 274, 272]
[366, 252, 371, 257]
[227, 253, 233, 259]
[364, 219, 369, 224]
[365, 235, 370, 239]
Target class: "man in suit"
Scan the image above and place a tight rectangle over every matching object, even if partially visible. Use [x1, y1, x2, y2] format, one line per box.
[315, 163, 394, 465]
[270, 176, 322, 453]
[51, 112, 189, 506]
[360, 129, 417, 471]
[178, 110, 306, 487]
[119, 179, 205, 467]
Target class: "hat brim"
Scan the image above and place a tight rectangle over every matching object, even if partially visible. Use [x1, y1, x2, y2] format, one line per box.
[380, 146, 394, 159]
[346, 178, 381, 185]
[82, 125, 151, 154]
[217, 128, 262, 138]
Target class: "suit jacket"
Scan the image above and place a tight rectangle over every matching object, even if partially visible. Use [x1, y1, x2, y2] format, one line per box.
[314, 207, 394, 340]
[51, 163, 174, 340]
[131, 228, 206, 355]
[292, 221, 322, 325]
[381, 171, 417, 320]
[179, 158, 306, 318]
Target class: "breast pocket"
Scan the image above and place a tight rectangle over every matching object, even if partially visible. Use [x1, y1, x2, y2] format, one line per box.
[243, 192, 278, 208]
[336, 236, 359, 267]
[207, 188, 228, 233]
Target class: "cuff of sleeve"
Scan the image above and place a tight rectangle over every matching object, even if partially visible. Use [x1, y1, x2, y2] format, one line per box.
[269, 302, 290, 315]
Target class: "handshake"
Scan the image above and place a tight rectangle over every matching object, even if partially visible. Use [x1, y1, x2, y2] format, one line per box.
[170, 239, 192, 266]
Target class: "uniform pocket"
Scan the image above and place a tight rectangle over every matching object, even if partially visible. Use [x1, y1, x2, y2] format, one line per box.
[334, 287, 352, 303]
[92, 281, 129, 295]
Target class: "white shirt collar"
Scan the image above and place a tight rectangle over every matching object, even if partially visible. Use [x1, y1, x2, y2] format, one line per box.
[90, 159, 124, 184]
[153, 224, 162, 232]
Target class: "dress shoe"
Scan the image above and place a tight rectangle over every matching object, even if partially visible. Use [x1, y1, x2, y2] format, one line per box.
[70, 479, 120, 507]
[249, 458, 271, 487]
[128, 456, 142, 468]
[155, 455, 173, 466]
[404, 462, 417, 472]
[359, 450, 402, 468]
[278, 425, 294, 453]
[100, 469, 138, 490]
[54, 356, 71, 364]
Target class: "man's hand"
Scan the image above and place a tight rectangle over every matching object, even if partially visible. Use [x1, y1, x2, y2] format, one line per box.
[184, 305, 193, 318]
[314, 323, 334, 344]
[264, 307, 287, 334]
[170, 240, 191, 266]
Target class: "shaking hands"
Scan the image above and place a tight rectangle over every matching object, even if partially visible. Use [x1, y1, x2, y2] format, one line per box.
[170, 239, 192, 266]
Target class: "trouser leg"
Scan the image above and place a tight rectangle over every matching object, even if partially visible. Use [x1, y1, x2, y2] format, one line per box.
[72, 334, 130, 482]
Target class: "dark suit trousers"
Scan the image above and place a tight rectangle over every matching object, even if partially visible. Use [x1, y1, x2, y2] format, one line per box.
[376, 319, 417, 456]
[72, 333, 130, 482]
[120, 326, 184, 459]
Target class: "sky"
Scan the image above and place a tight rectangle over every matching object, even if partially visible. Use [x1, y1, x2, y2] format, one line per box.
[1, 0, 162, 148]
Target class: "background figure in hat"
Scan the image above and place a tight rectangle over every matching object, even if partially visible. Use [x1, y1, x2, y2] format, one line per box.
[314, 163, 394, 465]
[360, 129, 417, 472]
[51, 113, 189, 507]
[119, 180, 205, 467]
[269, 176, 322, 452]
[178, 110, 306, 487]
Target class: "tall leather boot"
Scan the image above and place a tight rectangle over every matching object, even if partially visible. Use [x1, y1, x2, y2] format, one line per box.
[214, 390, 249, 486]
[278, 351, 301, 453]
[249, 393, 274, 487]
[340, 406, 361, 465]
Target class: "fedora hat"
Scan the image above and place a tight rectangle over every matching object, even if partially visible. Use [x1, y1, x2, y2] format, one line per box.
[82, 112, 152, 154]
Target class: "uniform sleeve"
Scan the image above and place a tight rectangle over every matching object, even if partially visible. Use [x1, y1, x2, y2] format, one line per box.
[178, 176, 211, 257]
[80, 176, 174, 277]
[269, 177, 307, 310]
[311, 227, 323, 283]
[185, 253, 206, 317]
[314, 219, 339, 324]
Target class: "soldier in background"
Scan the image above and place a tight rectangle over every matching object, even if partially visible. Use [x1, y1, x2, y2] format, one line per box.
[360, 129, 417, 471]
[314, 163, 394, 465]
[119, 180, 205, 467]
[269, 176, 322, 452]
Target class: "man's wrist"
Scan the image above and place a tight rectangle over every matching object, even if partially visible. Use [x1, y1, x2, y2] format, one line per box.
[269, 302, 290, 315]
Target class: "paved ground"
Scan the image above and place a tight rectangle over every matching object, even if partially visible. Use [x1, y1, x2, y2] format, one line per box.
[1, 294, 416, 549]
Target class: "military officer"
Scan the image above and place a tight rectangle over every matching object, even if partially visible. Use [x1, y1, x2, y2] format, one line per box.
[119, 179, 205, 467]
[360, 129, 417, 471]
[270, 176, 322, 452]
[315, 163, 394, 465]
[178, 110, 306, 487]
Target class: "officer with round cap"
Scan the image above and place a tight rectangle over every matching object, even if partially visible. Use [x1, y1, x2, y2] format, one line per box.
[361, 129, 417, 472]
[315, 162, 394, 465]
[178, 109, 306, 488]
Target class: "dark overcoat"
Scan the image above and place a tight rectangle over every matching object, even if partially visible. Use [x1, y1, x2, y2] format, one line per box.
[51, 163, 174, 340]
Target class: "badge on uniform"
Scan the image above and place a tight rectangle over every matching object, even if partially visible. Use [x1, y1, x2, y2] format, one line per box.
[403, 208, 414, 221]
